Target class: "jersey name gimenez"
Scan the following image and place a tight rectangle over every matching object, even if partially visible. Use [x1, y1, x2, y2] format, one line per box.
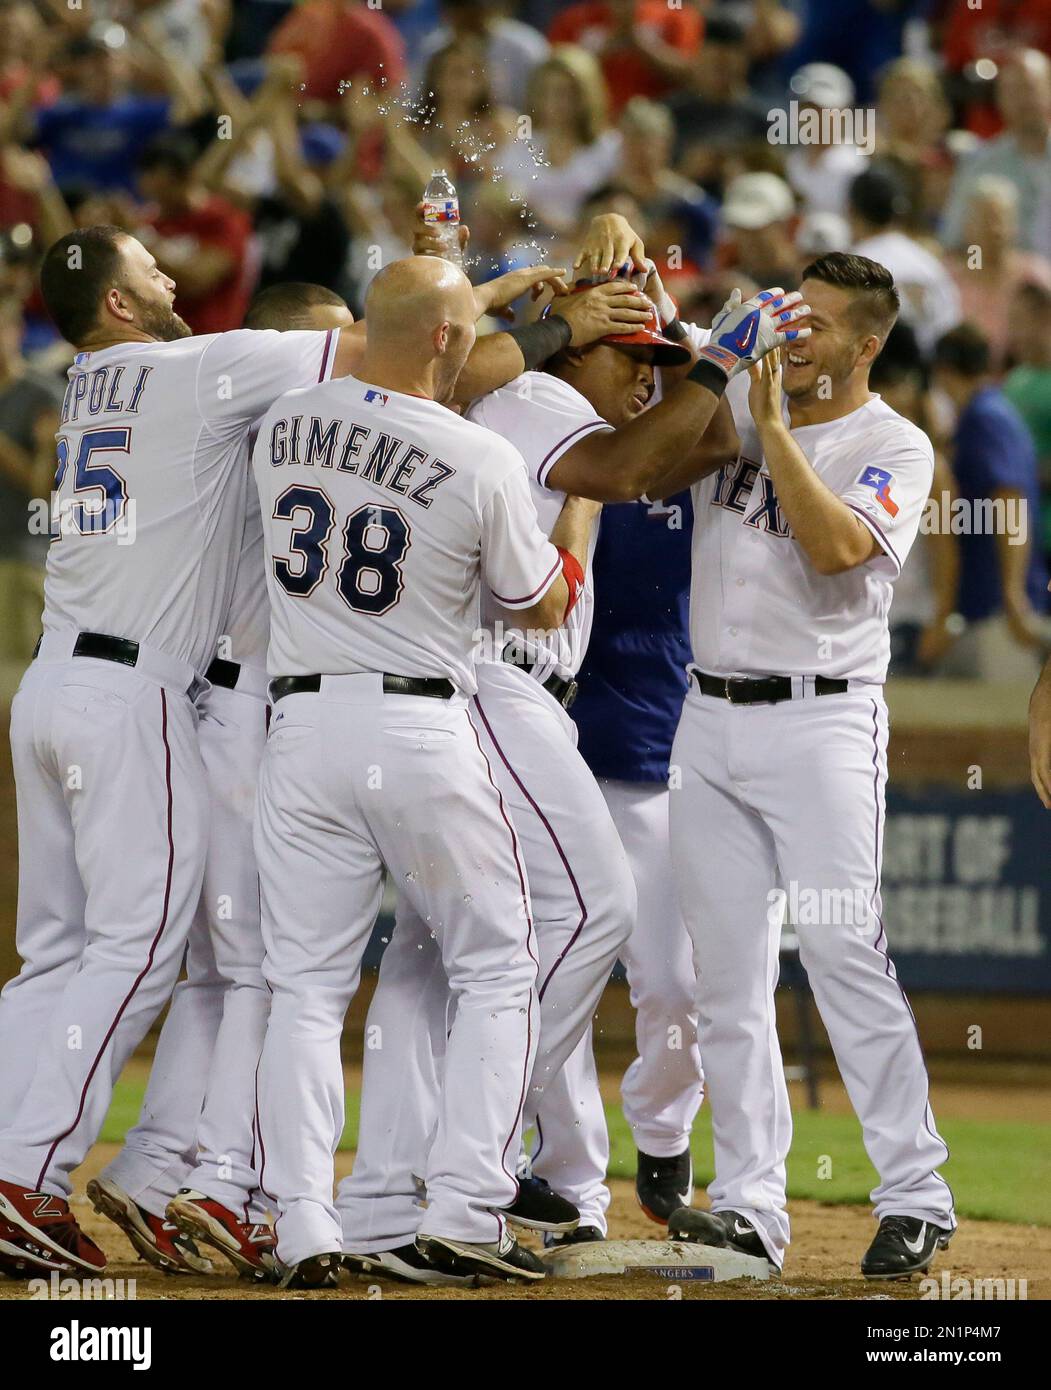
[253, 376, 562, 694]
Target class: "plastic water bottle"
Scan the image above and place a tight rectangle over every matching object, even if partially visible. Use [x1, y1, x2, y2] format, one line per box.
[422, 170, 463, 267]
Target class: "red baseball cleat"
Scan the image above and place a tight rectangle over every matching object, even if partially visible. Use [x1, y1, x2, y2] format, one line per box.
[87, 1177, 213, 1275]
[167, 1189, 278, 1282]
[0, 1215, 82, 1277]
[0, 1179, 106, 1274]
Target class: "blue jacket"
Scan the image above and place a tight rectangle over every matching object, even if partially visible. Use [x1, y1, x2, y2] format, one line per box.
[572, 492, 693, 783]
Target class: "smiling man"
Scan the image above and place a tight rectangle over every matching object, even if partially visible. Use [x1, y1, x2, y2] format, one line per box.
[666, 252, 957, 1281]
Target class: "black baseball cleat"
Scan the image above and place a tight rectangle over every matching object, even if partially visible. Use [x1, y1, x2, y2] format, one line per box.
[668, 1207, 777, 1268]
[417, 1231, 546, 1282]
[278, 1251, 342, 1289]
[343, 1243, 474, 1287]
[503, 1176, 580, 1234]
[544, 1224, 604, 1249]
[861, 1216, 953, 1280]
[636, 1148, 693, 1224]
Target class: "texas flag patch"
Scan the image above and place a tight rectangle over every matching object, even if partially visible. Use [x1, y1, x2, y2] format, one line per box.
[364, 388, 389, 406]
[858, 466, 899, 517]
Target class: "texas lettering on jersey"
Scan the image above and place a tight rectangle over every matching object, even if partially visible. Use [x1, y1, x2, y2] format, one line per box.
[710, 455, 791, 538]
[266, 415, 455, 509]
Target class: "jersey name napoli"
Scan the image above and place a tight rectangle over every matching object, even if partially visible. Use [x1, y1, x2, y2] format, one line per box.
[253, 377, 561, 693]
[690, 377, 934, 683]
[44, 328, 338, 674]
[466, 371, 613, 680]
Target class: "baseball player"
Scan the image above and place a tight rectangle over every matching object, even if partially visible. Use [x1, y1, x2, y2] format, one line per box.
[665, 252, 957, 1279]
[47, 263, 645, 1285]
[538, 265, 708, 1238]
[86, 285, 357, 1282]
[566, 482, 704, 1232]
[249, 254, 587, 1286]
[0, 229, 368, 1277]
[336, 269, 810, 1276]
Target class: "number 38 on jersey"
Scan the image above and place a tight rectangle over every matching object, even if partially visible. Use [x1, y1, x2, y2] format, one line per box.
[273, 485, 411, 616]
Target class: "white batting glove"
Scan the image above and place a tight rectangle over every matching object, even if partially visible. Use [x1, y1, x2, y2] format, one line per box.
[631, 258, 678, 328]
[695, 287, 812, 380]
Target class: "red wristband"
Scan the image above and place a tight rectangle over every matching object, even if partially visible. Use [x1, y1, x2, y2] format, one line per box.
[556, 546, 584, 620]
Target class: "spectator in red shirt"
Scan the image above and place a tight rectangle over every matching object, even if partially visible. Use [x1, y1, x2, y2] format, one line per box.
[548, 0, 703, 114]
[268, 0, 406, 107]
[134, 134, 257, 336]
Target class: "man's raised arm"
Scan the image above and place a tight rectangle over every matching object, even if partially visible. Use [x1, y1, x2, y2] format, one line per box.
[548, 289, 809, 503]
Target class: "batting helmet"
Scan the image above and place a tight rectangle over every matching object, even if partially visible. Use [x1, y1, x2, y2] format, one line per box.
[544, 280, 692, 366]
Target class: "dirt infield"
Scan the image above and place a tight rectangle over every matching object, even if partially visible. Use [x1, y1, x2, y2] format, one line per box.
[1, 1144, 1046, 1302]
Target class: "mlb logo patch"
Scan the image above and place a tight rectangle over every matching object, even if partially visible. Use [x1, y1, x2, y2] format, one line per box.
[364, 388, 389, 406]
[858, 466, 899, 517]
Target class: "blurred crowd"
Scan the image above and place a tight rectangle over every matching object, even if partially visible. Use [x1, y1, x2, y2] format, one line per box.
[1, 0, 1051, 680]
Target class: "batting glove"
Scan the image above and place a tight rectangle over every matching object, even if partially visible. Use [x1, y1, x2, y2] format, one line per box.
[695, 288, 811, 380]
[630, 258, 678, 328]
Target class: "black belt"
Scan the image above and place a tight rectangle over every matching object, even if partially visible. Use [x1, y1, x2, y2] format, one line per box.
[269, 673, 456, 703]
[691, 670, 849, 705]
[205, 657, 241, 690]
[33, 631, 141, 668]
[501, 644, 578, 711]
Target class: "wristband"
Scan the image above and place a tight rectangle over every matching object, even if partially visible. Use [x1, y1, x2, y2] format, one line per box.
[555, 545, 585, 620]
[686, 357, 729, 397]
[664, 318, 688, 342]
[506, 316, 572, 371]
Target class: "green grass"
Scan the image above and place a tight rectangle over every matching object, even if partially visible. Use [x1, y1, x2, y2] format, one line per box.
[100, 1079, 1051, 1227]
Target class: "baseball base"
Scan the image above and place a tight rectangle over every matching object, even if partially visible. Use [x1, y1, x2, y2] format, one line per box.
[541, 1239, 771, 1282]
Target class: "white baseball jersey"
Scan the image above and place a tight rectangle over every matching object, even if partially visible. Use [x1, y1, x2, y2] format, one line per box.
[252, 376, 561, 693]
[45, 328, 339, 674]
[466, 371, 613, 678]
[690, 376, 934, 683]
[219, 480, 269, 671]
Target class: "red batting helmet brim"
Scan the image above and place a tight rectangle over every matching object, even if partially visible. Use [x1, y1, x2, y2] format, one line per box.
[602, 318, 692, 366]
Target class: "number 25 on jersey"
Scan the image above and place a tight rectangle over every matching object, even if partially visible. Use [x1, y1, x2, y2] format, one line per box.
[51, 428, 132, 541]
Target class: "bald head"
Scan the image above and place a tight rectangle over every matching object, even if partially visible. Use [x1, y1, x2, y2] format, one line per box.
[365, 256, 475, 343]
[362, 256, 477, 400]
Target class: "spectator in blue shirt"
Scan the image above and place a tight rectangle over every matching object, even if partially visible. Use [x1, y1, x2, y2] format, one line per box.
[933, 322, 1051, 682]
[35, 36, 179, 194]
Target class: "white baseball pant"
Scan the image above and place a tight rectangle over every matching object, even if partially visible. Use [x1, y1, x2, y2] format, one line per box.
[603, 777, 704, 1158]
[669, 686, 956, 1267]
[100, 680, 271, 1220]
[339, 660, 636, 1246]
[0, 639, 208, 1195]
[254, 675, 540, 1268]
[537, 777, 704, 1228]
[336, 903, 448, 1254]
